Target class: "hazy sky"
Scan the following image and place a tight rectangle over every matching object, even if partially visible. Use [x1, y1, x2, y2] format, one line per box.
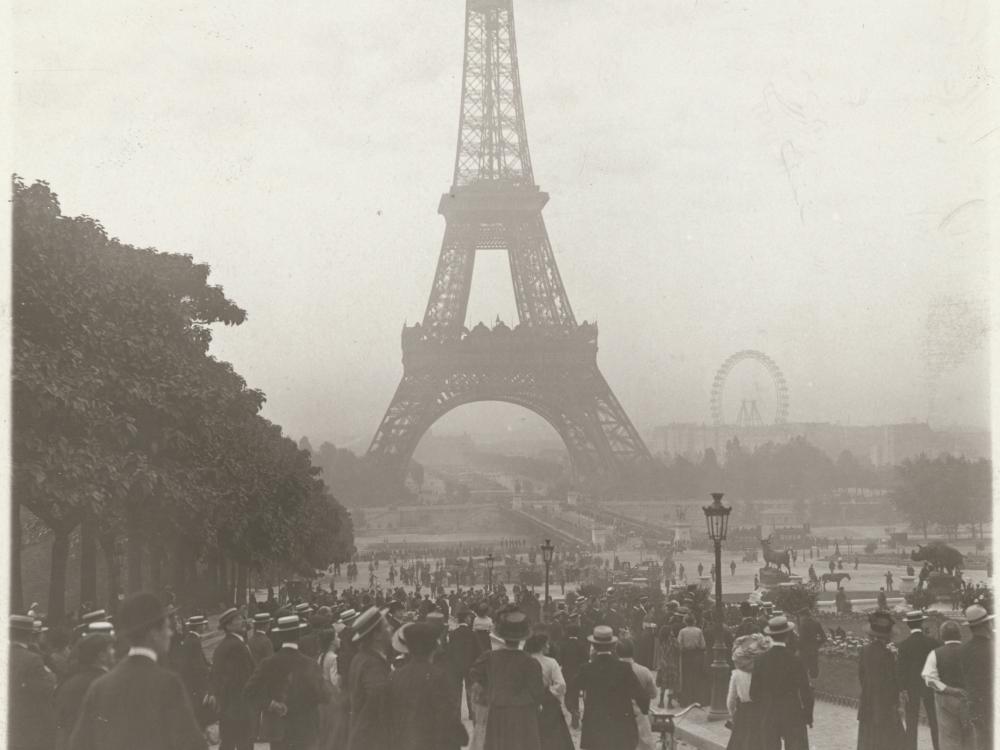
[13, 1, 993, 449]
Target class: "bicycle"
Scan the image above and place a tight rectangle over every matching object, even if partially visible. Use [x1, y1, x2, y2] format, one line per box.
[650, 703, 702, 750]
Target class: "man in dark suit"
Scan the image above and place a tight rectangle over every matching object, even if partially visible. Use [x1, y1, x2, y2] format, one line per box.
[208, 608, 256, 750]
[68, 592, 207, 750]
[347, 606, 393, 750]
[577, 625, 649, 750]
[9, 613, 57, 750]
[796, 607, 827, 680]
[172, 614, 211, 727]
[335, 608, 359, 688]
[896, 610, 941, 750]
[54, 633, 114, 750]
[444, 607, 481, 720]
[248, 612, 275, 665]
[244, 614, 326, 750]
[960, 605, 993, 750]
[558, 622, 590, 729]
[749, 615, 814, 750]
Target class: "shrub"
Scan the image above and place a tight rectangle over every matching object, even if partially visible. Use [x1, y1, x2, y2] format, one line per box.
[905, 589, 936, 610]
[864, 542, 877, 554]
[763, 584, 818, 614]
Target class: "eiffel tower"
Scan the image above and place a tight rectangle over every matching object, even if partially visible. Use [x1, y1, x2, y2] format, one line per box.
[368, 0, 650, 486]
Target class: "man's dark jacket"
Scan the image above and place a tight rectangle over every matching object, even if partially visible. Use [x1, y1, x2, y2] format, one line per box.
[243, 645, 325, 749]
[895, 630, 941, 697]
[444, 623, 481, 681]
[9, 642, 57, 749]
[68, 653, 207, 750]
[347, 647, 392, 750]
[54, 666, 105, 750]
[749, 644, 814, 732]
[386, 656, 466, 750]
[210, 633, 256, 727]
[577, 652, 648, 750]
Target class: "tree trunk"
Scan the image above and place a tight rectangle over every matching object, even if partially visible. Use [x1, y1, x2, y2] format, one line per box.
[100, 534, 121, 612]
[80, 514, 98, 608]
[48, 527, 71, 621]
[236, 563, 248, 606]
[149, 543, 162, 593]
[11, 499, 23, 613]
[127, 521, 144, 593]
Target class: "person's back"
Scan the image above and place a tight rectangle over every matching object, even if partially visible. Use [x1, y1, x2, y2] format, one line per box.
[749, 617, 813, 750]
[8, 627, 57, 750]
[578, 648, 647, 750]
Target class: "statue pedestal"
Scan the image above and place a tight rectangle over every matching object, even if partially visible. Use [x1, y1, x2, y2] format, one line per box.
[789, 575, 803, 586]
[900, 576, 916, 593]
[698, 575, 712, 591]
[758, 567, 790, 590]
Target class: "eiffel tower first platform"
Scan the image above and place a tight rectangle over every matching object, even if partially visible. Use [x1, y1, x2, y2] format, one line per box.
[368, 0, 651, 486]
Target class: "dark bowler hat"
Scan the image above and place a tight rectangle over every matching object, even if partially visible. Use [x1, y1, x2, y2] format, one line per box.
[867, 612, 895, 638]
[10, 614, 36, 635]
[399, 622, 439, 657]
[351, 607, 387, 643]
[219, 608, 240, 627]
[494, 608, 530, 642]
[902, 610, 927, 625]
[117, 593, 174, 638]
[588, 625, 619, 647]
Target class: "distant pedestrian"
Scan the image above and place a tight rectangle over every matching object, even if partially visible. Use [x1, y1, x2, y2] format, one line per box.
[857, 611, 906, 750]
[855, 556, 860, 570]
[697, 563, 704, 578]
[922, 620, 973, 750]
[829, 560, 837, 575]
[796, 608, 826, 680]
[753, 575, 759, 590]
[886, 571, 894, 592]
[877, 590, 888, 611]
[730, 561, 737, 577]
[208, 608, 256, 750]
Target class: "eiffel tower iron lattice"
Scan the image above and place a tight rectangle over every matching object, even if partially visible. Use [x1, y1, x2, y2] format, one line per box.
[368, 0, 650, 485]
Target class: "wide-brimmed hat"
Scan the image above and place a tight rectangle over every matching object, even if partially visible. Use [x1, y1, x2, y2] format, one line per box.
[391, 622, 412, 654]
[273, 615, 308, 634]
[587, 625, 619, 647]
[351, 607, 387, 643]
[902, 610, 927, 625]
[425, 611, 446, 630]
[81, 609, 108, 624]
[867, 612, 895, 637]
[10, 614, 36, 635]
[187, 615, 208, 627]
[732, 633, 771, 671]
[219, 608, 240, 627]
[117, 593, 175, 638]
[965, 605, 994, 627]
[294, 603, 313, 616]
[253, 613, 272, 625]
[87, 621, 115, 636]
[494, 608, 530, 642]
[338, 608, 359, 624]
[764, 616, 795, 636]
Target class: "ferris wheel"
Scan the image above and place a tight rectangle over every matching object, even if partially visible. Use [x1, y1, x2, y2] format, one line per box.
[710, 350, 790, 426]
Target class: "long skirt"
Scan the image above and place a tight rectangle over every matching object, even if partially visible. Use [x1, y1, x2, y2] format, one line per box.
[538, 693, 574, 750]
[471, 702, 490, 750]
[655, 642, 680, 691]
[935, 693, 974, 750]
[857, 712, 905, 750]
[726, 700, 764, 750]
[484, 704, 541, 750]
[679, 649, 705, 706]
[317, 684, 347, 750]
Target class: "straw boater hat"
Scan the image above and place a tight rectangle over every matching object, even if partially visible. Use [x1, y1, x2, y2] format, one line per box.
[272, 615, 308, 634]
[763, 615, 795, 636]
[338, 608, 359, 625]
[81, 609, 108, 625]
[902, 610, 927, 626]
[732, 633, 771, 671]
[87, 621, 115, 637]
[252, 613, 272, 626]
[10, 614, 36, 636]
[351, 607, 387, 643]
[219, 608, 240, 628]
[587, 625, 618, 647]
[965, 605, 993, 627]
[391, 622, 413, 654]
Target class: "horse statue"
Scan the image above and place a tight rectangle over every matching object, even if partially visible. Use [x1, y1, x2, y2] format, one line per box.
[820, 572, 851, 591]
[760, 536, 792, 575]
[911, 542, 964, 577]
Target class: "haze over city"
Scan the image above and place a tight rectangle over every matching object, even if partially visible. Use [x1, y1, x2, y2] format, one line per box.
[14, 0, 992, 447]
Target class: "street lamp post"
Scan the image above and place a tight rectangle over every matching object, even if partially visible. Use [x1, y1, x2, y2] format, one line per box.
[486, 553, 494, 592]
[541, 539, 554, 621]
[702, 492, 732, 722]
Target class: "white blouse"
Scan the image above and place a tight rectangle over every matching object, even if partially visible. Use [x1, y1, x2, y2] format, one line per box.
[726, 669, 753, 717]
[532, 653, 567, 700]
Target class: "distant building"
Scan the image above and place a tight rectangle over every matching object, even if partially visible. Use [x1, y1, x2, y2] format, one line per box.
[653, 421, 989, 465]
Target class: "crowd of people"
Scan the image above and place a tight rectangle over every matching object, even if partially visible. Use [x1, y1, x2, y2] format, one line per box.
[7, 574, 994, 750]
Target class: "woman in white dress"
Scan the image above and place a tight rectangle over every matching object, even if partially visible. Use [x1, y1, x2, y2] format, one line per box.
[526, 633, 574, 750]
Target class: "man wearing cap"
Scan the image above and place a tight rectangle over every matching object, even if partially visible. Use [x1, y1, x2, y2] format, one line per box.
[922, 620, 972, 750]
[386, 622, 468, 750]
[69, 592, 207, 750]
[346, 606, 393, 750]
[9, 613, 57, 750]
[576, 625, 649, 750]
[55, 633, 114, 750]
[897, 610, 941, 750]
[858, 611, 906, 750]
[959, 605, 992, 750]
[244, 614, 326, 750]
[209, 608, 256, 750]
[749, 614, 814, 750]
[249, 613, 275, 665]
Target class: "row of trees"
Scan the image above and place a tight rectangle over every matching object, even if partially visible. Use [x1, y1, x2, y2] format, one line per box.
[12, 177, 354, 620]
[891, 454, 992, 538]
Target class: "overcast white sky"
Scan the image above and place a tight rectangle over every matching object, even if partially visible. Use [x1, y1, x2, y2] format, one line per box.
[13, 1, 994, 448]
